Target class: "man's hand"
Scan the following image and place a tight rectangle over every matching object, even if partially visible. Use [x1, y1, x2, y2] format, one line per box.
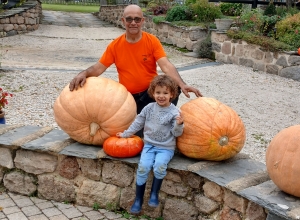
[181, 85, 203, 98]
[69, 73, 86, 91]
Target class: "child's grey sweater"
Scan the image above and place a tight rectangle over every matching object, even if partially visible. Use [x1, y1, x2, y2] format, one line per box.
[121, 102, 184, 150]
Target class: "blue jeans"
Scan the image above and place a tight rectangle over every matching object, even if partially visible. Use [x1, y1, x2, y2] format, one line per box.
[136, 144, 175, 185]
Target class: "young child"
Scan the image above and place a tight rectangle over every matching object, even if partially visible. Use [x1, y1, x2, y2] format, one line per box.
[116, 75, 184, 214]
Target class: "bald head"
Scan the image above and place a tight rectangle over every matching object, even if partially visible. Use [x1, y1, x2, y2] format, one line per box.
[123, 5, 143, 17]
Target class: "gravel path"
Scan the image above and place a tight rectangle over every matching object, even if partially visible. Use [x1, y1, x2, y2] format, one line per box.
[1, 11, 300, 165]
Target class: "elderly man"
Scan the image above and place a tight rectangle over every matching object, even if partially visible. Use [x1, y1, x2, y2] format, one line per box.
[69, 4, 202, 114]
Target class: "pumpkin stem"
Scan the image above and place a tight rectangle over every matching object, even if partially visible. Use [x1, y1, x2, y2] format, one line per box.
[219, 136, 229, 146]
[90, 122, 100, 137]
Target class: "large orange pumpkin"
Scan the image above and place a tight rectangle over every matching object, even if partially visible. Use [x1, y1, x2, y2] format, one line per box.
[266, 125, 300, 197]
[53, 77, 136, 145]
[177, 97, 246, 161]
[103, 136, 144, 158]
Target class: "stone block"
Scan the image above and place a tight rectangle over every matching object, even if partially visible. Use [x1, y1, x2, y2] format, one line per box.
[266, 64, 280, 75]
[102, 162, 134, 187]
[38, 173, 76, 202]
[76, 179, 120, 208]
[251, 49, 264, 60]
[59, 156, 80, 179]
[14, 149, 58, 175]
[288, 55, 300, 66]
[224, 189, 247, 213]
[77, 158, 102, 181]
[203, 181, 223, 202]
[239, 58, 254, 68]
[194, 195, 219, 214]
[0, 147, 14, 169]
[186, 173, 203, 189]
[220, 206, 242, 220]
[161, 179, 189, 197]
[279, 66, 300, 81]
[3, 171, 37, 196]
[221, 41, 231, 55]
[163, 198, 198, 220]
[276, 56, 289, 67]
[264, 51, 273, 63]
[245, 201, 267, 220]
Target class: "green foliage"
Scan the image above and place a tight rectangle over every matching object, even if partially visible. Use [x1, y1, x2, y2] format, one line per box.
[190, 0, 222, 22]
[263, 2, 276, 16]
[220, 3, 243, 16]
[165, 5, 193, 22]
[92, 202, 100, 210]
[238, 8, 264, 34]
[152, 15, 166, 24]
[196, 32, 214, 59]
[276, 12, 300, 49]
[261, 15, 281, 36]
[275, 5, 300, 17]
[227, 29, 294, 51]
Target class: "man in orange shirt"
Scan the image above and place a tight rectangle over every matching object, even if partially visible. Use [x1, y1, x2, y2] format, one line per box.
[69, 4, 202, 114]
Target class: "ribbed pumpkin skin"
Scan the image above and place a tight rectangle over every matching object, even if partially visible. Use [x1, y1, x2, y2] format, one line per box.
[103, 136, 144, 158]
[53, 77, 136, 145]
[177, 97, 246, 161]
[266, 125, 300, 197]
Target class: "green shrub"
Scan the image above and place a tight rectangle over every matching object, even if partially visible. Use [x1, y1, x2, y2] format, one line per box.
[227, 29, 294, 51]
[190, 0, 222, 22]
[220, 3, 243, 16]
[263, 2, 276, 16]
[152, 15, 166, 24]
[165, 5, 193, 22]
[196, 33, 214, 59]
[276, 12, 300, 49]
[238, 8, 264, 34]
[261, 15, 281, 36]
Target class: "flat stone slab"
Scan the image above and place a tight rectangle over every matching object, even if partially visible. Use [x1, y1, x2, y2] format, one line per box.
[239, 180, 300, 219]
[22, 129, 73, 152]
[0, 125, 43, 146]
[59, 142, 102, 159]
[191, 157, 267, 187]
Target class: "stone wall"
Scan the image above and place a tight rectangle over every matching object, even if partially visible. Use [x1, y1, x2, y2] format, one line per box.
[99, 5, 300, 81]
[1, 124, 300, 220]
[0, 0, 42, 37]
[211, 31, 300, 81]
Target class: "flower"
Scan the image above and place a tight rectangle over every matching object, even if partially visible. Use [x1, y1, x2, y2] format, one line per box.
[0, 88, 13, 112]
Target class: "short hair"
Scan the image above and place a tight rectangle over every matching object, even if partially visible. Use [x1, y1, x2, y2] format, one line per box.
[148, 75, 178, 101]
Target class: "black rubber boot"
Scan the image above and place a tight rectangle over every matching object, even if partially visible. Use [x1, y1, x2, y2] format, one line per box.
[130, 183, 146, 214]
[148, 177, 163, 207]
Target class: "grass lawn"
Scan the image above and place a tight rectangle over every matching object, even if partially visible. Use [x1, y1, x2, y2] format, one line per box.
[42, 4, 100, 13]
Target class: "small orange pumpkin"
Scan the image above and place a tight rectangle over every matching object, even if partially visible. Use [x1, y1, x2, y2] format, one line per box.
[103, 136, 144, 158]
[266, 125, 300, 197]
[177, 97, 246, 161]
[53, 77, 136, 145]
[298, 48, 300, 55]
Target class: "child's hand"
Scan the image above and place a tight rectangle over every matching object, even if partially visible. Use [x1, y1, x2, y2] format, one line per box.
[116, 132, 123, 137]
[176, 111, 184, 125]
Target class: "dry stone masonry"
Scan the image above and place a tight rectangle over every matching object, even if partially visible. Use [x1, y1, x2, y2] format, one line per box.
[1, 124, 300, 220]
[0, 0, 42, 37]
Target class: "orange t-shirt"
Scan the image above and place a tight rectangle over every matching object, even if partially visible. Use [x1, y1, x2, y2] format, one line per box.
[99, 31, 166, 94]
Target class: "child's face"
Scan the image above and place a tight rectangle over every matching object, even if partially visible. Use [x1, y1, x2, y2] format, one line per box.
[153, 85, 173, 107]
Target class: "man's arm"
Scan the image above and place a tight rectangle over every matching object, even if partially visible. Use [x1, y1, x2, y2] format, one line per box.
[157, 57, 203, 98]
[69, 62, 108, 91]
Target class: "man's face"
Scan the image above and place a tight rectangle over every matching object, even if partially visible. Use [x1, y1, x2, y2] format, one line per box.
[122, 6, 144, 35]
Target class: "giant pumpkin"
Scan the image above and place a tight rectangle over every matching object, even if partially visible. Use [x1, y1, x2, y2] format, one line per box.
[177, 97, 246, 161]
[53, 77, 136, 145]
[266, 125, 300, 197]
[103, 136, 144, 158]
